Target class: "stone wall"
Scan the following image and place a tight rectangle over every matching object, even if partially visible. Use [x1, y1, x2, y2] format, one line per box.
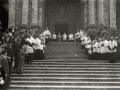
[8, 0, 117, 30]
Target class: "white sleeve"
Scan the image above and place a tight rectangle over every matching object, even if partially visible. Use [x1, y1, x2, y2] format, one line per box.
[114, 41, 117, 47]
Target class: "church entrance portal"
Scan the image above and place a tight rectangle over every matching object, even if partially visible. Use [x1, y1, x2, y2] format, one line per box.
[55, 23, 68, 36]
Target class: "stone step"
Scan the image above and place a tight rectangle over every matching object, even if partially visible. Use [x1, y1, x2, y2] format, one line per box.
[24, 64, 120, 68]
[25, 62, 120, 65]
[9, 89, 120, 90]
[11, 73, 120, 77]
[12, 68, 120, 71]
[33, 60, 120, 63]
[11, 70, 120, 74]
[33, 59, 100, 62]
[11, 77, 120, 82]
[11, 81, 120, 86]
[22, 67, 120, 71]
[10, 85, 120, 90]
[34, 58, 91, 61]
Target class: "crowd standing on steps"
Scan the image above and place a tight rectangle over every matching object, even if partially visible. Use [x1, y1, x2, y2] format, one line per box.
[0, 27, 50, 90]
[0, 24, 120, 89]
[78, 25, 120, 63]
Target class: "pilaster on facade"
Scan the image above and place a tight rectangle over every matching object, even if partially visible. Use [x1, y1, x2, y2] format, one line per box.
[83, 0, 88, 29]
[31, 0, 39, 26]
[80, 1, 84, 30]
[38, 0, 45, 29]
[109, 0, 116, 29]
[15, 0, 22, 27]
[97, 0, 104, 26]
[88, 0, 95, 25]
[22, 0, 29, 26]
[94, 0, 97, 26]
[8, 0, 16, 28]
[103, 0, 110, 28]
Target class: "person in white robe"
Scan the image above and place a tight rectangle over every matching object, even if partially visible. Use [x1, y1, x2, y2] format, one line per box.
[103, 38, 109, 60]
[62, 33, 67, 42]
[108, 36, 117, 63]
[75, 31, 80, 42]
[43, 28, 51, 43]
[92, 39, 99, 60]
[26, 34, 34, 62]
[81, 34, 85, 50]
[52, 32, 57, 42]
[100, 37, 106, 60]
[34, 35, 41, 60]
[68, 34, 74, 42]
[97, 38, 101, 60]
[87, 42, 93, 60]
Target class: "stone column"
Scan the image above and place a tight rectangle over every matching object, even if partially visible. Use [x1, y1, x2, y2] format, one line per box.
[97, 0, 104, 25]
[88, 0, 95, 24]
[109, 0, 116, 29]
[38, 0, 44, 29]
[8, 0, 16, 27]
[22, 0, 29, 25]
[15, 0, 22, 26]
[83, 0, 88, 29]
[31, 0, 39, 25]
[104, 0, 110, 28]
[94, 0, 97, 25]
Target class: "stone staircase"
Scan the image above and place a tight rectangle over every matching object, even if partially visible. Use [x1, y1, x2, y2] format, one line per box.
[10, 42, 120, 90]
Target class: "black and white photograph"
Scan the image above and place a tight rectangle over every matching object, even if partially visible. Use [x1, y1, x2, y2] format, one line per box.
[0, 0, 120, 90]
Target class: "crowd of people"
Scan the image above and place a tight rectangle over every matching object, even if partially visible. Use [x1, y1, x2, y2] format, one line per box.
[0, 25, 120, 89]
[0, 27, 51, 90]
[79, 27, 120, 63]
[52, 32, 81, 42]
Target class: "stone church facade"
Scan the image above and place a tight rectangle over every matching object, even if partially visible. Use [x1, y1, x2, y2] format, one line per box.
[8, 0, 117, 34]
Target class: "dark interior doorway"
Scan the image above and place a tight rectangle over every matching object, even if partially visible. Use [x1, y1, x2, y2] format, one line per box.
[55, 23, 68, 36]
[0, 1, 8, 32]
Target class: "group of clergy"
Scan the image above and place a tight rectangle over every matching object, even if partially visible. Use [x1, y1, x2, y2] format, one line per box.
[79, 29, 120, 63]
[52, 32, 81, 42]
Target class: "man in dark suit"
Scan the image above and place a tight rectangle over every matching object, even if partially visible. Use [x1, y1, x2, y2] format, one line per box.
[0, 50, 11, 90]
[13, 38, 21, 72]
[6, 41, 15, 75]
